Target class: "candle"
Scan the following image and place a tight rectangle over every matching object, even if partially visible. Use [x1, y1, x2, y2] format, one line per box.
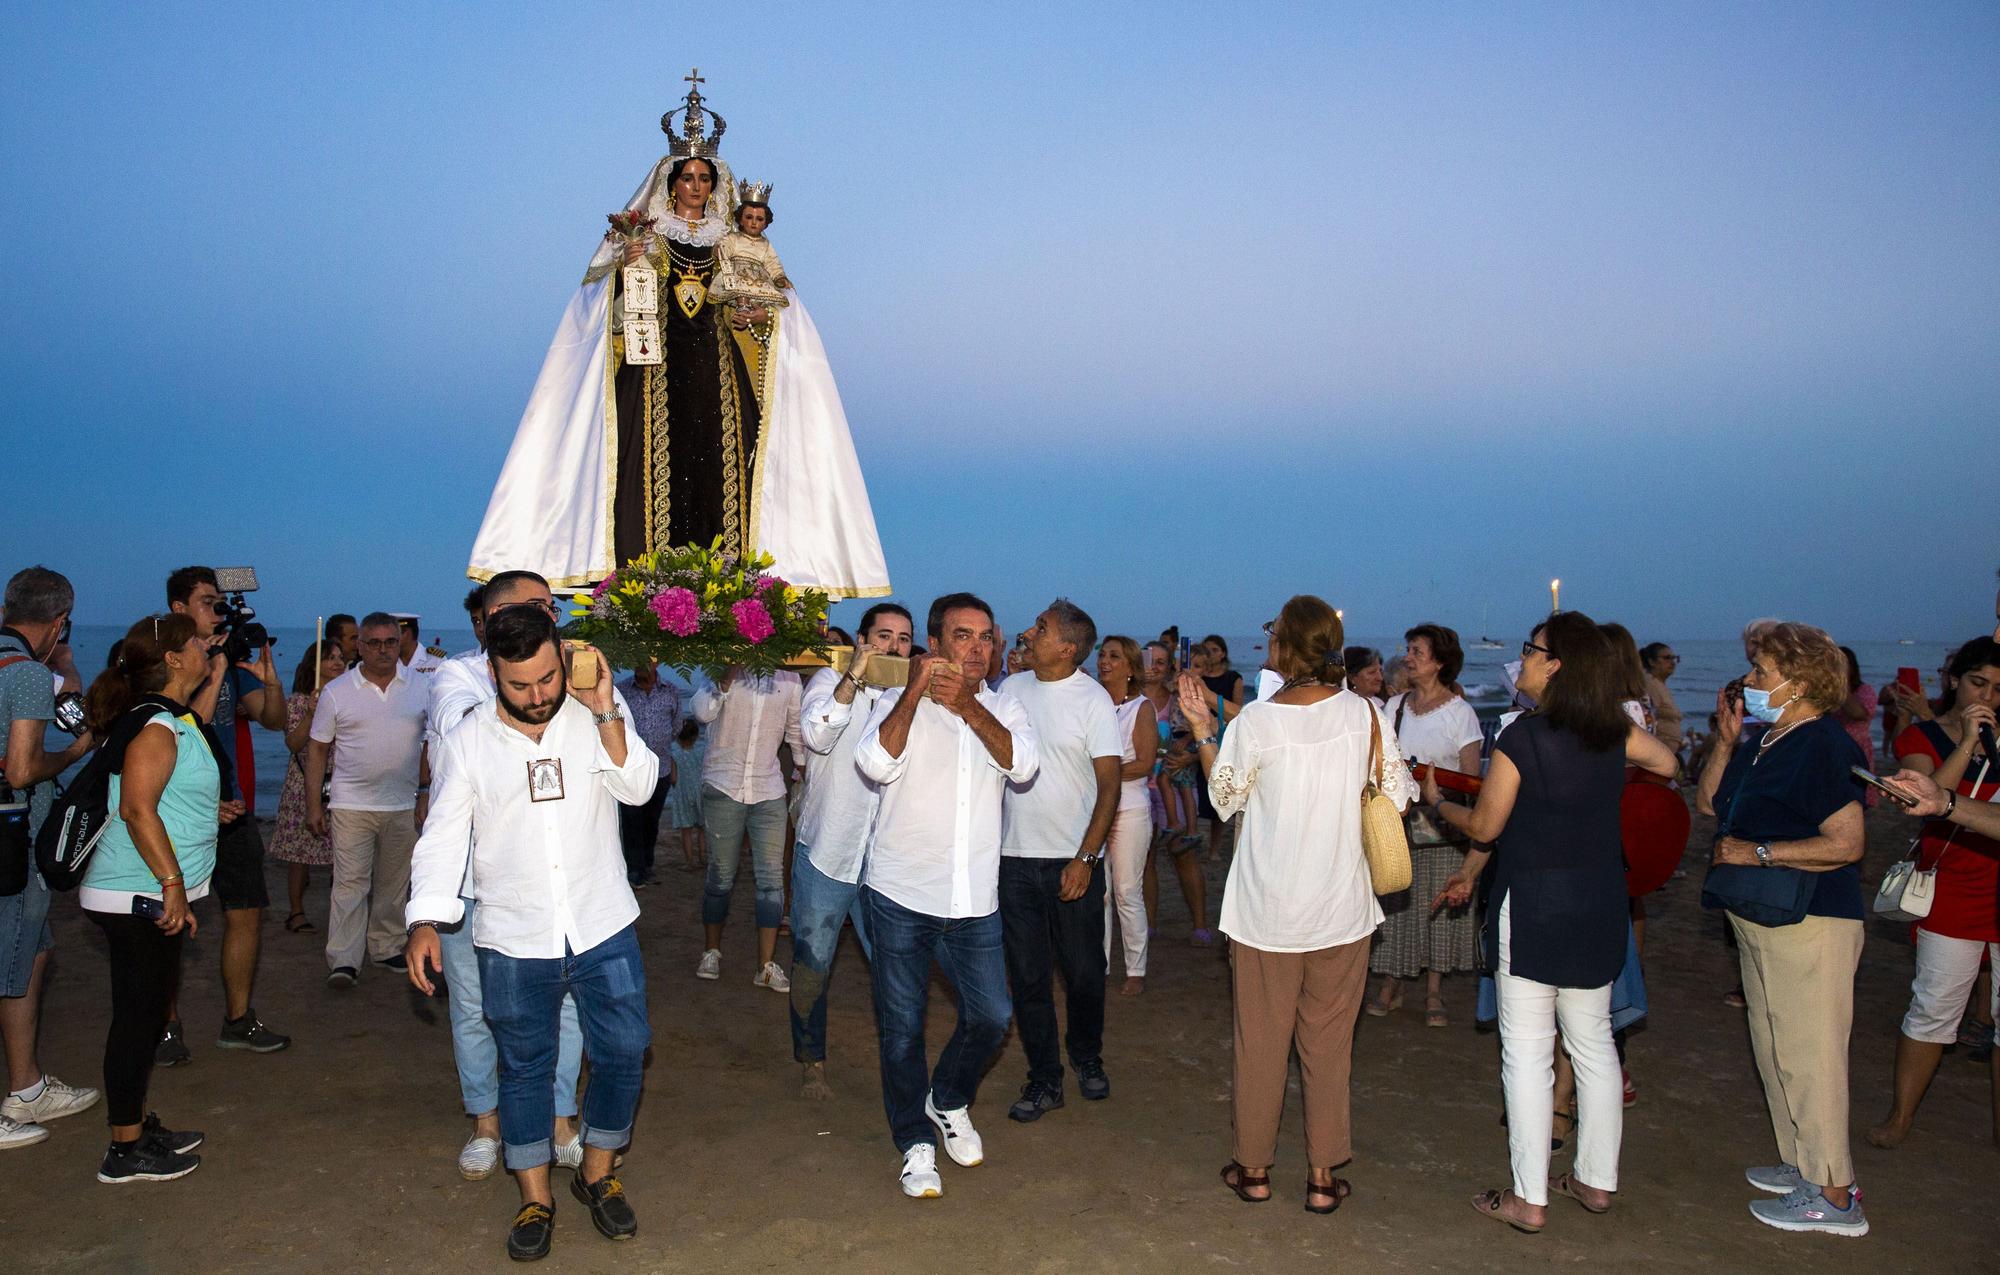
[314, 616, 325, 690]
[1550, 579, 1561, 613]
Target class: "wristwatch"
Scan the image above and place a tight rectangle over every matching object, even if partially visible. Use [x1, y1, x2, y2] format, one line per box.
[592, 709, 624, 725]
[1076, 849, 1105, 867]
[1752, 842, 1774, 867]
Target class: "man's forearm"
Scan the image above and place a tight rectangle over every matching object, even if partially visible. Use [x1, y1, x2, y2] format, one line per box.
[1078, 785, 1117, 857]
[961, 699, 1013, 770]
[877, 691, 919, 760]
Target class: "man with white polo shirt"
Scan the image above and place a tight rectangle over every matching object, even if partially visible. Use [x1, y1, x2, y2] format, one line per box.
[856, 593, 1038, 1199]
[789, 602, 914, 1100]
[307, 611, 428, 985]
[999, 599, 1123, 1122]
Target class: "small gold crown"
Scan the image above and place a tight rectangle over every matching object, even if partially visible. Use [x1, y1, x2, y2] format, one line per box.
[736, 179, 773, 206]
[660, 67, 726, 159]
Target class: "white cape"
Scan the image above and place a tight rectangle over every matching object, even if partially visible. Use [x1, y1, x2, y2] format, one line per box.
[468, 285, 890, 598]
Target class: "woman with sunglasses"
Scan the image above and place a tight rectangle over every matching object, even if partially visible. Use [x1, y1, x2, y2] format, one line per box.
[1425, 613, 1676, 1233]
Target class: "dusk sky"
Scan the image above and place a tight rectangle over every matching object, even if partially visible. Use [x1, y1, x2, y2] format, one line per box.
[6, 3, 1996, 645]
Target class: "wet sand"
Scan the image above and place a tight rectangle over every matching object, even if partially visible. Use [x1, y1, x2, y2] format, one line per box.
[10, 801, 1997, 1273]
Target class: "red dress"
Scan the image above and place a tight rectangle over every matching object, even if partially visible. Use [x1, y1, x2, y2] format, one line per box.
[1893, 723, 2000, 943]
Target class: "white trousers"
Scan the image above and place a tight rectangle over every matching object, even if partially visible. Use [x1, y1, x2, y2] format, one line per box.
[1496, 895, 1622, 1206]
[1901, 927, 2000, 1044]
[1102, 806, 1152, 976]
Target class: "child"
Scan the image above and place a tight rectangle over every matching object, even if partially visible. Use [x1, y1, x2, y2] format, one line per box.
[668, 719, 708, 871]
[709, 181, 791, 315]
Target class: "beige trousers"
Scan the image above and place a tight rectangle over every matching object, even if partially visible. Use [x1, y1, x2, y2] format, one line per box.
[326, 807, 417, 972]
[1230, 937, 1370, 1172]
[1731, 912, 1864, 1188]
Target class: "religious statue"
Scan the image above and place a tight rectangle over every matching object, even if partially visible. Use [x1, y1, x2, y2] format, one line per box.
[467, 71, 889, 599]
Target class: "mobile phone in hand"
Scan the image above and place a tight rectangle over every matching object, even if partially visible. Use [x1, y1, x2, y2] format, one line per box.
[1850, 765, 1917, 808]
[1896, 667, 1922, 694]
[132, 895, 165, 920]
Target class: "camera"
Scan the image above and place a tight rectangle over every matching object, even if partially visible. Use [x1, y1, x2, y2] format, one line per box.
[213, 567, 269, 664]
[51, 691, 86, 736]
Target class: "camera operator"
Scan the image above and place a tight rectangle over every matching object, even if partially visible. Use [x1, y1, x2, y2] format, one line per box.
[0, 567, 101, 1149]
[159, 566, 291, 1062]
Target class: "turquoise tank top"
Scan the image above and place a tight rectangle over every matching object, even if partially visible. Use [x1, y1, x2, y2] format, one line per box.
[86, 708, 220, 894]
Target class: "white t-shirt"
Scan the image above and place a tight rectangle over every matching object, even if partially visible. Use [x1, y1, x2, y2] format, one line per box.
[1000, 669, 1123, 858]
[310, 664, 428, 811]
[1385, 692, 1484, 771]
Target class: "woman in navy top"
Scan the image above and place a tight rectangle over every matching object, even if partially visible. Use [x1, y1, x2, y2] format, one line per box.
[1694, 621, 1868, 1237]
[1422, 612, 1676, 1234]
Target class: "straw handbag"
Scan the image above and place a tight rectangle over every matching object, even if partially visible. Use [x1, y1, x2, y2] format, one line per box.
[1361, 706, 1412, 894]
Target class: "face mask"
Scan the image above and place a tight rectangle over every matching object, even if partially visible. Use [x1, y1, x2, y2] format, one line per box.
[1743, 680, 1789, 724]
[1503, 659, 1537, 711]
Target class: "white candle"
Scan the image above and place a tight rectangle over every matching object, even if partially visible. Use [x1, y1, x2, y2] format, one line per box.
[1550, 579, 1561, 612]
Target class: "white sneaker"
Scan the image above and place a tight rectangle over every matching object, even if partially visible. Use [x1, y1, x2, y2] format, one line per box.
[899, 1143, 943, 1198]
[1, 1074, 101, 1125]
[457, 1134, 500, 1180]
[0, 1114, 50, 1150]
[695, 949, 722, 980]
[924, 1091, 984, 1167]
[754, 961, 791, 993]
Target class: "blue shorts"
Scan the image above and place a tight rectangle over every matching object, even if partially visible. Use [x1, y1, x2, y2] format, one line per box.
[0, 867, 54, 997]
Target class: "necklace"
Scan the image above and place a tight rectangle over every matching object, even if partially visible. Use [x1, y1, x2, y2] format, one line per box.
[662, 240, 710, 318]
[1756, 712, 1821, 757]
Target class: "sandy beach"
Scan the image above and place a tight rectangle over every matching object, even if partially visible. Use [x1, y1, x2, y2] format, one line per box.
[9, 798, 1996, 1274]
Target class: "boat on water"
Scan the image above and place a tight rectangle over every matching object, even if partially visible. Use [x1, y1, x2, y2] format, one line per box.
[1472, 603, 1505, 649]
[1898, 638, 1916, 645]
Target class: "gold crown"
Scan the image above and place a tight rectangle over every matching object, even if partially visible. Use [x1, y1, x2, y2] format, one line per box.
[736, 179, 773, 206]
[660, 68, 726, 159]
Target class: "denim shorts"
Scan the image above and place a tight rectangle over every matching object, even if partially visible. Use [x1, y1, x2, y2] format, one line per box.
[0, 867, 54, 997]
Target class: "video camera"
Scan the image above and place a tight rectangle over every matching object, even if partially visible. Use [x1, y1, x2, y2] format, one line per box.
[213, 566, 270, 664]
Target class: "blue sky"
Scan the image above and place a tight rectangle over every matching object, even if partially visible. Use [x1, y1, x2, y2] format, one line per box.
[5, 2, 1996, 645]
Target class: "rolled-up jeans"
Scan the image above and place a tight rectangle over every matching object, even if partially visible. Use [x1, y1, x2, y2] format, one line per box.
[478, 924, 651, 1171]
[439, 897, 582, 1119]
[788, 846, 872, 1062]
[701, 786, 786, 929]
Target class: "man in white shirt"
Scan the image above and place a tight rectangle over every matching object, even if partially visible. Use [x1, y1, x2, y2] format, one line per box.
[689, 665, 803, 988]
[404, 606, 658, 1261]
[999, 600, 1123, 1122]
[422, 572, 590, 1183]
[855, 593, 1038, 1199]
[790, 603, 913, 1100]
[306, 611, 428, 986]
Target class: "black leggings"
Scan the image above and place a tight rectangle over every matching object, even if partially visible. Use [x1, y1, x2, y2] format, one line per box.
[86, 909, 184, 1129]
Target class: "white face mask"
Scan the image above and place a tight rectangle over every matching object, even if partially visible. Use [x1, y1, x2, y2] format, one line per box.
[1257, 668, 1286, 702]
[1503, 659, 1537, 710]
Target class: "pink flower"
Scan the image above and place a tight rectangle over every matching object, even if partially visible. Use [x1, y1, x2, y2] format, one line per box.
[649, 587, 700, 636]
[757, 574, 788, 594]
[731, 597, 775, 644]
[591, 576, 616, 600]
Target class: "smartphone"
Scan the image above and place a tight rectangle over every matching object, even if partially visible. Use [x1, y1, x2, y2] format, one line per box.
[1896, 667, 1921, 693]
[1178, 636, 1193, 669]
[1850, 765, 1917, 808]
[132, 895, 165, 920]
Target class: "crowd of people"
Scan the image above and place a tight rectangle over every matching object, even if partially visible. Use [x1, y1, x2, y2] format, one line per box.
[3, 560, 1998, 1259]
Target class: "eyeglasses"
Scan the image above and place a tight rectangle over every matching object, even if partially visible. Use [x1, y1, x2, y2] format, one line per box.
[493, 599, 560, 618]
[1261, 620, 1275, 635]
[360, 638, 400, 650]
[1521, 640, 1552, 659]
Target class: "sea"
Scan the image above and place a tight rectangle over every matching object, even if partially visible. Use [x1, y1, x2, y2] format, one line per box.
[42, 625, 1957, 813]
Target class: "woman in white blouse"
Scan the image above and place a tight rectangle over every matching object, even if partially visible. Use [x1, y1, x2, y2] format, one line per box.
[1180, 595, 1412, 1216]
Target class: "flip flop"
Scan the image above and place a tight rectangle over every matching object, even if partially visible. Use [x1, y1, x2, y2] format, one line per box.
[1472, 1188, 1542, 1233]
[1304, 1176, 1352, 1215]
[1219, 1162, 1272, 1203]
[1553, 1173, 1610, 1214]
[285, 911, 317, 933]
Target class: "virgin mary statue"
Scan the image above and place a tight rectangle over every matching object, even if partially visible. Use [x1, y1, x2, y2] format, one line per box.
[467, 73, 890, 598]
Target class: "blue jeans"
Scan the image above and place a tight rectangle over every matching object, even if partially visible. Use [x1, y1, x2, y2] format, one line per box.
[477, 924, 651, 1171]
[788, 846, 872, 1062]
[864, 888, 1012, 1153]
[439, 898, 583, 1118]
[701, 787, 786, 929]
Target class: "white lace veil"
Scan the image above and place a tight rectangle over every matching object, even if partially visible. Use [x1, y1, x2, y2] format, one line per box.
[583, 154, 738, 281]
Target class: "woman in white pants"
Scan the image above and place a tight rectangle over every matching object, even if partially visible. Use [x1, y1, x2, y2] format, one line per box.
[1096, 637, 1157, 995]
[1429, 612, 1677, 1233]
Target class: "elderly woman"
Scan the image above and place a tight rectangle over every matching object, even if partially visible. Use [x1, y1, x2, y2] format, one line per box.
[1868, 636, 2000, 1150]
[1369, 624, 1483, 1027]
[1427, 613, 1677, 1232]
[1343, 646, 1385, 702]
[78, 614, 228, 1184]
[1694, 622, 1868, 1237]
[1181, 596, 1411, 1216]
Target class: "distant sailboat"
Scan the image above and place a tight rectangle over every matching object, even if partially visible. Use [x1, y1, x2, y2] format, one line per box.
[1473, 603, 1505, 650]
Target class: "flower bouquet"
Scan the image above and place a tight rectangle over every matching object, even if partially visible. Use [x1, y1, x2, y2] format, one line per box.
[566, 540, 831, 680]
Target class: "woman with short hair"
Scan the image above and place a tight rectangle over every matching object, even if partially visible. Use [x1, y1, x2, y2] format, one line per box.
[1694, 621, 1870, 1237]
[1343, 647, 1385, 702]
[1181, 596, 1411, 1215]
[79, 615, 229, 1184]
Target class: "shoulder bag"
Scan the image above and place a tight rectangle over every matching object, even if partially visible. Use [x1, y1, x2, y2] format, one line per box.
[1874, 754, 1989, 923]
[1362, 704, 1413, 894]
[1698, 743, 1817, 928]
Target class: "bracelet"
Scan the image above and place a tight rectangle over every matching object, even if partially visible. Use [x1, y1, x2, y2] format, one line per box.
[406, 920, 441, 937]
[1945, 791, 1958, 820]
[156, 873, 183, 888]
[1195, 735, 1219, 749]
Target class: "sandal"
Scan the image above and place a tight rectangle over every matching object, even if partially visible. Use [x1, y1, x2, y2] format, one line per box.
[1553, 1172, 1611, 1214]
[285, 911, 316, 933]
[1471, 1188, 1543, 1233]
[1220, 1161, 1272, 1203]
[1364, 982, 1404, 1018]
[1551, 1107, 1575, 1152]
[1303, 1176, 1352, 1215]
[1424, 998, 1448, 1029]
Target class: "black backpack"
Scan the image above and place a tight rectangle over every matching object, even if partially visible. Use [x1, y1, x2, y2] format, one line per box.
[36, 703, 172, 892]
